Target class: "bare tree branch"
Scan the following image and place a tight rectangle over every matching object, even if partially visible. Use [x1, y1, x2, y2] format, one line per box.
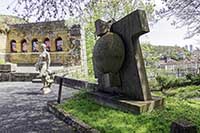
[158, 0, 200, 38]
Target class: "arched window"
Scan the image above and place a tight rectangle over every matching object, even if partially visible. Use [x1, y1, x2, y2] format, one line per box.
[44, 38, 50, 52]
[10, 40, 17, 52]
[21, 39, 28, 52]
[32, 39, 38, 52]
[55, 37, 63, 51]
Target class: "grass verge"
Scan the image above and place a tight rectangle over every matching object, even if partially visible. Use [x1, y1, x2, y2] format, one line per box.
[58, 86, 200, 133]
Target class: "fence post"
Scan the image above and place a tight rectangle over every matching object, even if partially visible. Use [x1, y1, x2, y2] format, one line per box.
[57, 77, 63, 104]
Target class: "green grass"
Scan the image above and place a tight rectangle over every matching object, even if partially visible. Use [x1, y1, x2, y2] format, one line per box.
[58, 87, 200, 133]
[164, 85, 200, 99]
[0, 59, 5, 64]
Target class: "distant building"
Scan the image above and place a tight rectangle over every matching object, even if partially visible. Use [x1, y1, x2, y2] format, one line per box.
[158, 58, 177, 71]
[158, 56, 200, 77]
[185, 45, 188, 51]
[190, 45, 193, 52]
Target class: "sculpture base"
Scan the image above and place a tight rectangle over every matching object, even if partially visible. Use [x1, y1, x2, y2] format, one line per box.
[89, 91, 164, 114]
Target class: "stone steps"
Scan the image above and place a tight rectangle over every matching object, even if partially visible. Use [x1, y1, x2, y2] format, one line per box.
[0, 72, 38, 82]
[32, 78, 42, 83]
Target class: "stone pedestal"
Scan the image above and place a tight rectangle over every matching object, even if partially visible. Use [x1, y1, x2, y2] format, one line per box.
[89, 91, 164, 114]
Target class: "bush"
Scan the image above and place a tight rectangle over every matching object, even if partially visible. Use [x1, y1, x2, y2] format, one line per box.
[185, 74, 200, 85]
[155, 76, 168, 91]
[186, 73, 193, 80]
[190, 75, 200, 85]
[155, 76, 191, 90]
[149, 79, 160, 90]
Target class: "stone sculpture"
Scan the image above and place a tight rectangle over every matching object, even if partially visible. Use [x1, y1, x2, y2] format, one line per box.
[92, 10, 163, 114]
[93, 19, 125, 93]
[93, 10, 152, 100]
[35, 43, 54, 94]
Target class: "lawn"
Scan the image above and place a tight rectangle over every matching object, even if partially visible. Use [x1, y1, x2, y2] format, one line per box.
[58, 86, 200, 133]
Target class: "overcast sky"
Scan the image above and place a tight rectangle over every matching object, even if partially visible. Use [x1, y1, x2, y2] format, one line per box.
[141, 0, 200, 49]
[0, 0, 199, 49]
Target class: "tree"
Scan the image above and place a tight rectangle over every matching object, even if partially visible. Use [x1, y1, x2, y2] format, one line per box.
[157, 0, 200, 38]
[9, 0, 155, 22]
[0, 15, 26, 33]
[9, 0, 156, 79]
[8, 0, 90, 21]
[81, 0, 155, 78]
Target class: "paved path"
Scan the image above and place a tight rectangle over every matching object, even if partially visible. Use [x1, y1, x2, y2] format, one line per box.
[0, 82, 79, 133]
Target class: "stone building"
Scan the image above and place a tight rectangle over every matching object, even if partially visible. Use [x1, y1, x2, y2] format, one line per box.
[0, 20, 87, 68]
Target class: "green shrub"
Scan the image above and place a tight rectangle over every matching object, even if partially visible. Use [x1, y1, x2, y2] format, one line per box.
[186, 73, 193, 80]
[149, 79, 160, 90]
[164, 85, 200, 99]
[155, 76, 191, 90]
[155, 75, 168, 90]
[191, 75, 200, 85]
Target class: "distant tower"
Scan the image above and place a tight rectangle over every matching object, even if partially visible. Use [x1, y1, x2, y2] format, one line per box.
[185, 45, 188, 51]
[190, 45, 193, 52]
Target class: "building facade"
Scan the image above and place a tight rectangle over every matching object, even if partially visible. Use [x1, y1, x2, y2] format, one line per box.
[0, 20, 86, 67]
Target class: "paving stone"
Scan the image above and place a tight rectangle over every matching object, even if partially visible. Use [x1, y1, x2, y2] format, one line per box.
[0, 82, 79, 132]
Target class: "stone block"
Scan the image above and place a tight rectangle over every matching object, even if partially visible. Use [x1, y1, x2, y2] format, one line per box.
[0, 64, 11, 72]
[89, 91, 164, 114]
[171, 120, 198, 133]
[32, 78, 42, 83]
[0, 73, 11, 81]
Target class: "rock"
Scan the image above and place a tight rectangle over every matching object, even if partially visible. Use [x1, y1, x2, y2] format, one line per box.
[170, 120, 197, 133]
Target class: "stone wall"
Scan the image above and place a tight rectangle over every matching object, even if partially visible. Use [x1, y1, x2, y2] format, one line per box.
[5, 52, 81, 66]
[0, 34, 7, 63]
[0, 34, 7, 53]
[0, 20, 88, 77]
[7, 21, 81, 52]
[0, 20, 84, 66]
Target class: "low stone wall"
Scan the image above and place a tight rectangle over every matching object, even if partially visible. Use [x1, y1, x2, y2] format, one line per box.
[5, 52, 81, 66]
[0, 72, 38, 82]
[0, 64, 17, 72]
[47, 100, 99, 133]
[0, 64, 11, 72]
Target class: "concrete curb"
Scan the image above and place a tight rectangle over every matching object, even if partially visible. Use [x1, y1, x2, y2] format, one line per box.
[47, 100, 100, 133]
